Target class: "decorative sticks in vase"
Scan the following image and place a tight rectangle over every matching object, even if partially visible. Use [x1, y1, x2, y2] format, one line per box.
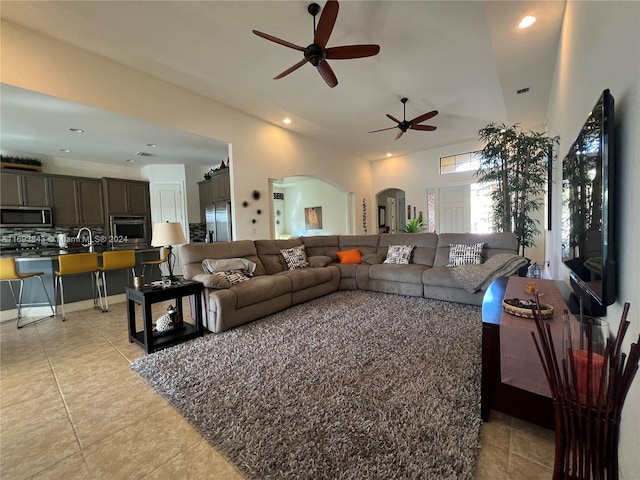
[530, 301, 639, 480]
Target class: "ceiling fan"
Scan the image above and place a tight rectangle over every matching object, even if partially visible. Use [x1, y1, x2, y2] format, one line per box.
[252, 0, 380, 88]
[369, 98, 439, 140]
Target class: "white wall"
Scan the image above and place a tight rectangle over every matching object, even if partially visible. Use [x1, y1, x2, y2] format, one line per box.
[1, 21, 373, 241]
[546, 2, 640, 478]
[279, 178, 349, 237]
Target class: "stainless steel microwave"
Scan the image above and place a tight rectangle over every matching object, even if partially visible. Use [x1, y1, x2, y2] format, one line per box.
[0, 206, 53, 227]
[109, 215, 150, 247]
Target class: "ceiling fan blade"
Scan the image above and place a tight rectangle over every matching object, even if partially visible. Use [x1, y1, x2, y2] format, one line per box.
[326, 44, 380, 60]
[252, 30, 305, 52]
[395, 130, 405, 140]
[410, 124, 437, 131]
[409, 110, 439, 126]
[317, 60, 338, 88]
[274, 59, 309, 79]
[368, 126, 398, 133]
[386, 114, 401, 124]
[314, 0, 339, 48]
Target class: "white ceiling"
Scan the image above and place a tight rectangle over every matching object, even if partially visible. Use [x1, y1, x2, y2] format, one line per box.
[0, 1, 566, 167]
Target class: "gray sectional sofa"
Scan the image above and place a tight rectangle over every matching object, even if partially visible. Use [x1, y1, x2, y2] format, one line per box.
[180, 232, 522, 333]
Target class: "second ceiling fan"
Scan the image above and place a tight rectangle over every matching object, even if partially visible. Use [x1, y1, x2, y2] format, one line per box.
[369, 98, 439, 140]
[252, 0, 380, 88]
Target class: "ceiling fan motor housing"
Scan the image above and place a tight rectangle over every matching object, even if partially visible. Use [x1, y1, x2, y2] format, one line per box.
[304, 44, 325, 66]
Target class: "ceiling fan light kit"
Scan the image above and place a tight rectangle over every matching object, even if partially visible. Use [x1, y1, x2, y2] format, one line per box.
[252, 0, 380, 88]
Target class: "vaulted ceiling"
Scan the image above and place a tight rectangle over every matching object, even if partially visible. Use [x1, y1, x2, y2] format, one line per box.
[0, 1, 565, 166]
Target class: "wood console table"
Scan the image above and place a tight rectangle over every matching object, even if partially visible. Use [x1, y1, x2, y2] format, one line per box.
[481, 276, 555, 429]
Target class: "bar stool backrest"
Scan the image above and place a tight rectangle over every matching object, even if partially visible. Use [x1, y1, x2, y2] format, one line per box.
[57, 252, 99, 275]
[101, 250, 136, 271]
[0, 257, 20, 280]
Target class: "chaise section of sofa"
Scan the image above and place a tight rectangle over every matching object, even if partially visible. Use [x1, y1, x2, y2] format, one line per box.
[422, 232, 519, 304]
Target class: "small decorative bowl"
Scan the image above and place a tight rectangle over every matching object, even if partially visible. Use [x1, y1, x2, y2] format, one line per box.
[502, 298, 554, 319]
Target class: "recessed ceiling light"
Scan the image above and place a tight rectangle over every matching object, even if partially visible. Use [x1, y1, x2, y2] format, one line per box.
[60, 149, 71, 153]
[68, 128, 84, 133]
[519, 16, 536, 29]
[146, 143, 157, 147]
[386, 153, 393, 158]
[283, 118, 292, 125]
[126, 159, 135, 163]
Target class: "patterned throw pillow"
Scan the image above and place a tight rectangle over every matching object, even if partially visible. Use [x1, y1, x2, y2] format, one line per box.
[447, 243, 484, 267]
[280, 245, 310, 270]
[212, 270, 250, 285]
[383, 245, 415, 264]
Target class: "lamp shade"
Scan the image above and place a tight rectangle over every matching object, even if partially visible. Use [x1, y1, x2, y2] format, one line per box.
[151, 222, 186, 247]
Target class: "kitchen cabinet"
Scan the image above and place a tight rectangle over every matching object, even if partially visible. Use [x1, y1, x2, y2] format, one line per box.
[0, 171, 49, 206]
[103, 178, 150, 216]
[48, 175, 104, 226]
[77, 178, 105, 224]
[198, 170, 230, 223]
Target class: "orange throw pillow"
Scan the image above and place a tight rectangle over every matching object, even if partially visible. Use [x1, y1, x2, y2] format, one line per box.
[336, 248, 362, 264]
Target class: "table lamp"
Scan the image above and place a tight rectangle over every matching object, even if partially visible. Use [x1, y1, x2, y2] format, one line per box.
[150, 222, 186, 282]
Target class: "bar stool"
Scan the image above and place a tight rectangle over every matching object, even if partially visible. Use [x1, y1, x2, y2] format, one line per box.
[0, 258, 56, 328]
[54, 252, 99, 320]
[140, 248, 169, 280]
[97, 250, 136, 311]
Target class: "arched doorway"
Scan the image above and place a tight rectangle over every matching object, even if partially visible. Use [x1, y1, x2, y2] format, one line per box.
[376, 188, 406, 234]
[270, 176, 353, 238]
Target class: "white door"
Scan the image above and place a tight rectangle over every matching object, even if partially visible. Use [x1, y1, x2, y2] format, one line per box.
[439, 185, 471, 233]
[386, 198, 397, 233]
[151, 183, 186, 276]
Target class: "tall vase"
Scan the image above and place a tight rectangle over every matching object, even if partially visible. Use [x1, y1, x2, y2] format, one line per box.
[533, 304, 639, 480]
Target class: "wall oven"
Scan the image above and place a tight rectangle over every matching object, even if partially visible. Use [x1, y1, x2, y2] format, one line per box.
[0, 206, 53, 227]
[109, 215, 150, 248]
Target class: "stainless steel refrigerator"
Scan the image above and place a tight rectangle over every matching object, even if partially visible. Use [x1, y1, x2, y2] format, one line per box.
[205, 202, 232, 243]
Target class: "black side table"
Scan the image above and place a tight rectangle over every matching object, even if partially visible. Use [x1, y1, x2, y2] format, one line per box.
[126, 280, 203, 354]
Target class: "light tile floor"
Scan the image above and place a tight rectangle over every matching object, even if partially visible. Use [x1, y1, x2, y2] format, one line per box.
[1, 301, 554, 479]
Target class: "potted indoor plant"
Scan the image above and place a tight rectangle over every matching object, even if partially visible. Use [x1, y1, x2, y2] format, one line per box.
[475, 123, 557, 256]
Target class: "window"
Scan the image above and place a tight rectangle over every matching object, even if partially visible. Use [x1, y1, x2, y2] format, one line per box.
[440, 151, 482, 174]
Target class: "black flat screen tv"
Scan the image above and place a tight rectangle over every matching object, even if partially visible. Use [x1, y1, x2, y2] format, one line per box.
[561, 89, 616, 317]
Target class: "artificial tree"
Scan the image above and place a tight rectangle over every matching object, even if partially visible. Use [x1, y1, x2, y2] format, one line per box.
[475, 123, 557, 256]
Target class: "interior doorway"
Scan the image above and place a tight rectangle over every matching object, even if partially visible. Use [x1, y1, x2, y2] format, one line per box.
[376, 188, 406, 234]
[270, 176, 352, 238]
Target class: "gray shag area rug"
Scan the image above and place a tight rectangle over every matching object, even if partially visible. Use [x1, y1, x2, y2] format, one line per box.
[131, 290, 483, 480]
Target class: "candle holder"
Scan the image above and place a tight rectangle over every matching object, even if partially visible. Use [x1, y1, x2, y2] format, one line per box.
[531, 301, 639, 480]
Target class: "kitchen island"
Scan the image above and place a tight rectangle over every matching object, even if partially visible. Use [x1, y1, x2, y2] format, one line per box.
[0, 246, 163, 316]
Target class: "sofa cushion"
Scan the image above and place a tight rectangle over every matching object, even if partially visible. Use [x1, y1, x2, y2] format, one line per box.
[368, 264, 428, 284]
[180, 241, 266, 279]
[422, 267, 462, 288]
[378, 233, 438, 266]
[276, 266, 336, 292]
[308, 255, 332, 268]
[383, 245, 415, 264]
[338, 235, 380, 254]
[230, 275, 292, 309]
[255, 238, 305, 274]
[434, 232, 518, 267]
[281, 245, 310, 270]
[447, 243, 484, 267]
[362, 253, 385, 265]
[336, 248, 362, 264]
[301, 235, 340, 261]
